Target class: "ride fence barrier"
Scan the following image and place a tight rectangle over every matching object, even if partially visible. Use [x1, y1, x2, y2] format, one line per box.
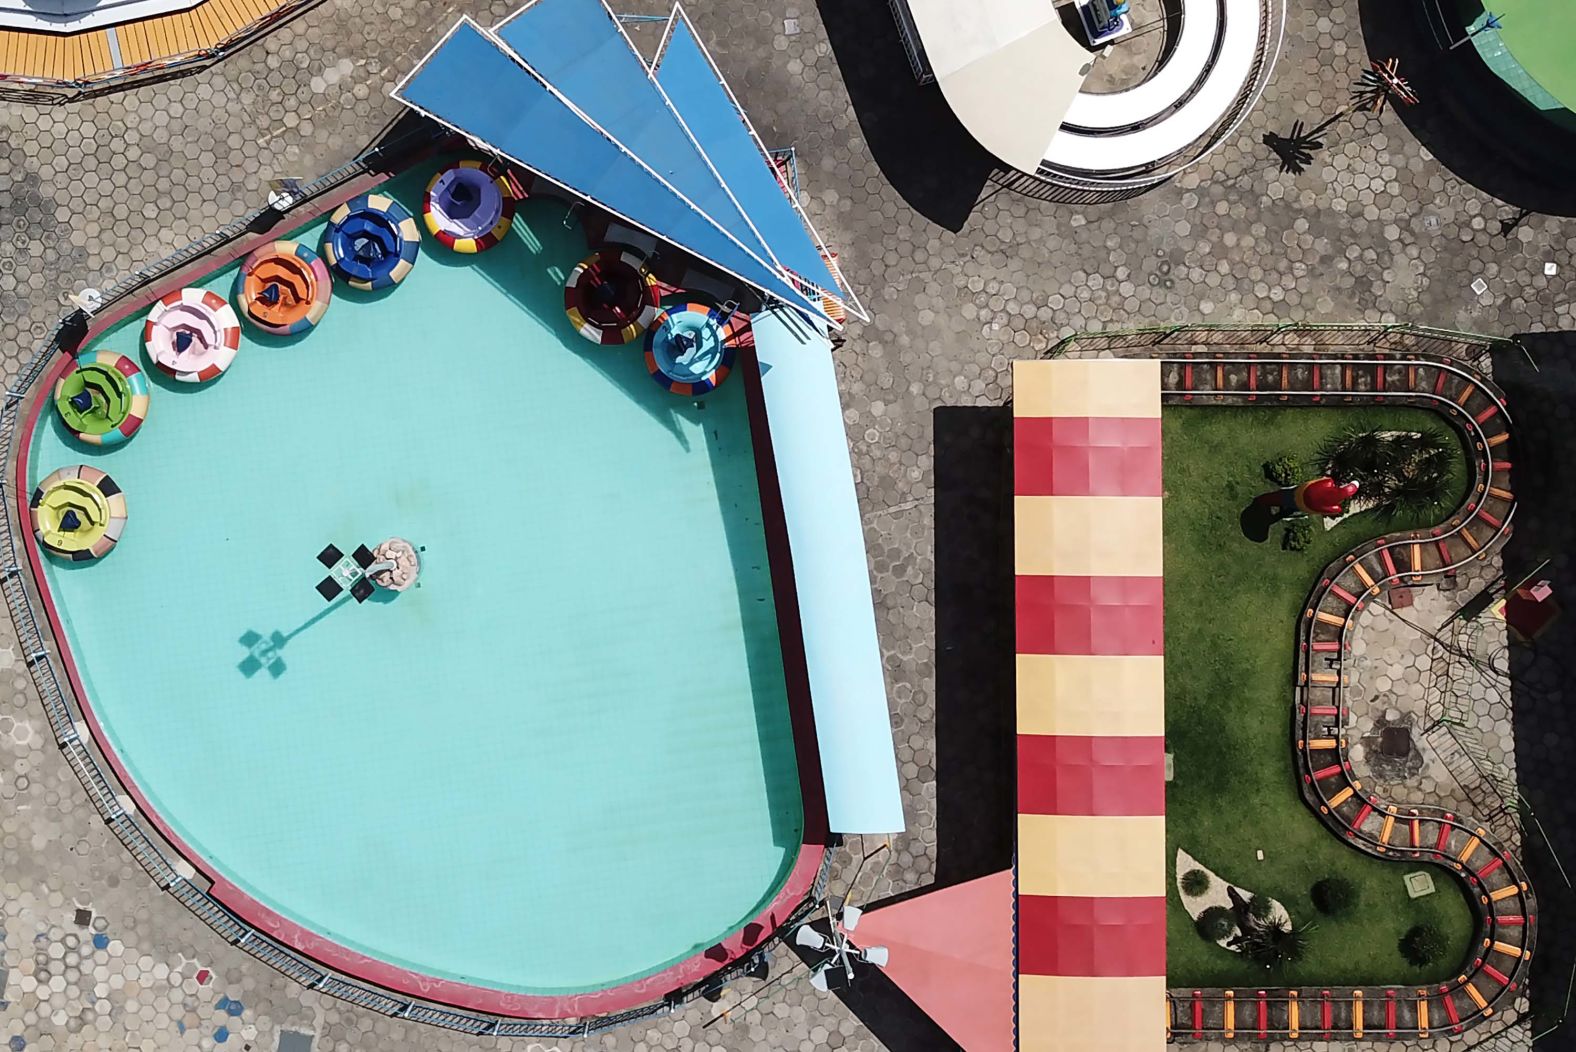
[0, 127, 838, 1037]
[1419, 0, 1463, 49]
[0, 0, 323, 104]
[1047, 321, 1507, 361]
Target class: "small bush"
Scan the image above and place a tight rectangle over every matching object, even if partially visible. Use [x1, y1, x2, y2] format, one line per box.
[1284, 518, 1315, 552]
[1180, 869, 1211, 897]
[1399, 923, 1450, 966]
[1248, 895, 1276, 921]
[1196, 905, 1238, 942]
[1311, 876, 1359, 917]
[1264, 454, 1301, 486]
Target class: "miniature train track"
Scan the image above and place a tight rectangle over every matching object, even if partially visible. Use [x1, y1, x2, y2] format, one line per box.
[1149, 351, 1535, 1043]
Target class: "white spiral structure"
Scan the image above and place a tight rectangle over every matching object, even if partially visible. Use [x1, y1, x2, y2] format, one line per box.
[894, 0, 1285, 192]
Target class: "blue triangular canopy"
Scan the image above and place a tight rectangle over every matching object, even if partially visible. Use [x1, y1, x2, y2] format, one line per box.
[494, 0, 787, 287]
[394, 19, 829, 320]
[653, 12, 849, 303]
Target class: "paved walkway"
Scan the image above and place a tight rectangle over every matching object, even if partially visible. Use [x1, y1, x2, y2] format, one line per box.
[1347, 558, 1521, 844]
[0, 0, 1573, 1050]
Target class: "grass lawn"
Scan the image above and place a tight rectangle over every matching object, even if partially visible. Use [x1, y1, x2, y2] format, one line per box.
[1163, 406, 1476, 987]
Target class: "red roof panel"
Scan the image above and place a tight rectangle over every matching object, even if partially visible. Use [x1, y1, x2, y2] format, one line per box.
[1014, 416, 1163, 497]
[1017, 894, 1167, 976]
[1017, 735, 1166, 816]
[1015, 575, 1165, 655]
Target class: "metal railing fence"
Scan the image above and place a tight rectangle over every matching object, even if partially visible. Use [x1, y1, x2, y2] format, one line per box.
[1047, 320, 1507, 364]
[884, 0, 932, 83]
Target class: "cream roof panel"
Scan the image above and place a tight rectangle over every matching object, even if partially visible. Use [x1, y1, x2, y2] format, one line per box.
[907, 0, 1093, 173]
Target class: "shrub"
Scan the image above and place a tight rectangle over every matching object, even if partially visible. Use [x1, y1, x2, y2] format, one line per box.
[1248, 895, 1276, 921]
[1240, 918, 1315, 970]
[1180, 869, 1211, 897]
[1196, 905, 1238, 942]
[1264, 454, 1301, 486]
[1311, 876, 1359, 917]
[1318, 425, 1390, 484]
[1316, 426, 1456, 522]
[1399, 923, 1450, 966]
[1284, 518, 1314, 552]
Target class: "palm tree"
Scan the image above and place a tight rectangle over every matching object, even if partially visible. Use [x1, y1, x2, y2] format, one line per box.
[1319, 426, 1396, 484]
[1317, 426, 1455, 522]
[1236, 917, 1316, 972]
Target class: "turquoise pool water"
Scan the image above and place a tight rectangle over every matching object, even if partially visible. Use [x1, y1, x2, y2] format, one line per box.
[29, 167, 804, 995]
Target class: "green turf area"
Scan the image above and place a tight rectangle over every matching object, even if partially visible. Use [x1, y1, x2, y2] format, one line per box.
[1164, 407, 1476, 987]
[1462, 1, 1576, 115]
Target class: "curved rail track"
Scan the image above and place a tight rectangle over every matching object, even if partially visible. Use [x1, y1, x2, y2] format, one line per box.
[1150, 351, 1535, 1042]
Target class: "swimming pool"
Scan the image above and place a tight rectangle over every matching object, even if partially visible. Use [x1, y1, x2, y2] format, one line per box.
[24, 164, 811, 1008]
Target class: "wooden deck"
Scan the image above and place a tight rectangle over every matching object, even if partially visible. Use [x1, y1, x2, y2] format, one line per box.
[0, 0, 288, 83]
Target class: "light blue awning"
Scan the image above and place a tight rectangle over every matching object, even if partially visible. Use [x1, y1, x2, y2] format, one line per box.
[652, 10, 853, 307]
[753, 308, 904, 835]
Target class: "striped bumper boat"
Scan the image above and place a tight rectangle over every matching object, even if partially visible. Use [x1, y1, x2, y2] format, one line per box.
[423, 161, 516, 253]
[323, 193, 421, 291]
[31, 465, 127, 561]
[644, 302, 750, 396]
[143, 287, 241, 383]
[54, 350, 149, 446]
[563, 246, 660, 345]
[236, 240, 333, 335]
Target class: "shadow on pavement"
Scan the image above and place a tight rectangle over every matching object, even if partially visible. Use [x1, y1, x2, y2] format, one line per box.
[815, 0, 997, 231]
[933, 405, 1017, 889]
[786, 938, 960, 1052]
[1490, 334, 1576, 1038]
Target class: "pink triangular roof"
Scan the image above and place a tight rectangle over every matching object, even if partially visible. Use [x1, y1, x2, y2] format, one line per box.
[853, 870, 1015, 1052]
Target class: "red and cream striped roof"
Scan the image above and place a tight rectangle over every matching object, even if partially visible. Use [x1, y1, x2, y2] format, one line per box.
[1014, 359, 1166, 1052]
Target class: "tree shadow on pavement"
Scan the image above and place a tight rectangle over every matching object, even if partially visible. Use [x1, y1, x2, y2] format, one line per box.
[815, 0, 997, 231]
